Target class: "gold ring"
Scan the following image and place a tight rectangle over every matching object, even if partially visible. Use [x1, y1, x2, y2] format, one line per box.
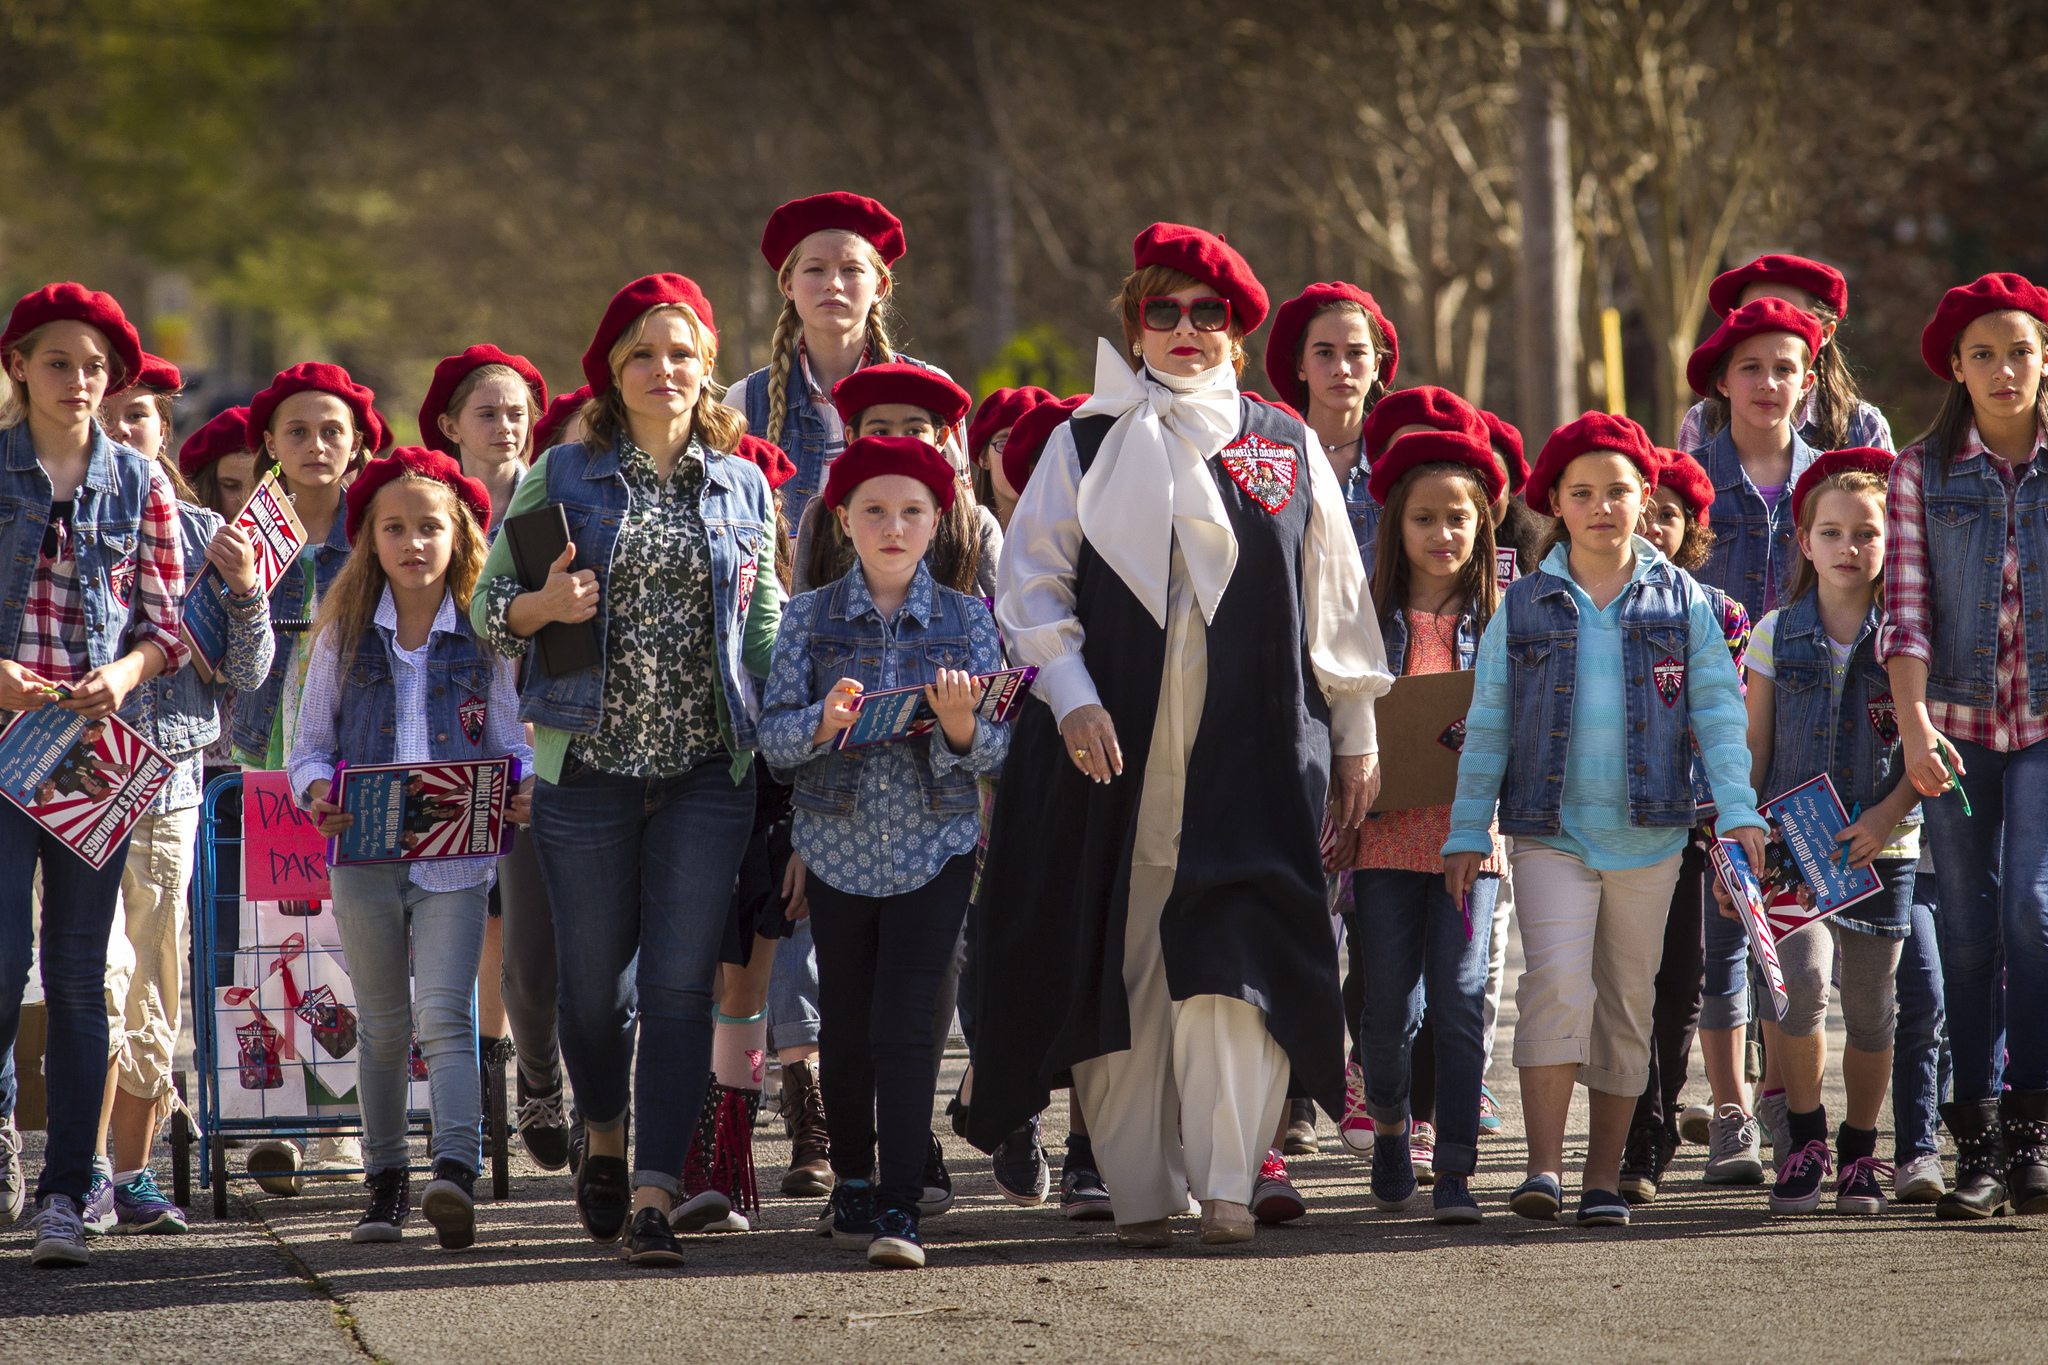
[1074, 747, 1089, 760]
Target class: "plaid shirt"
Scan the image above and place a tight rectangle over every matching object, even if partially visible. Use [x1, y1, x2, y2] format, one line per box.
[1877, 426, 2048, 753]
[17, 462, 189, 686]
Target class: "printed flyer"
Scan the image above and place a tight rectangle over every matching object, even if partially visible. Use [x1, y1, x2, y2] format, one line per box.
[0, 708, 172, 869]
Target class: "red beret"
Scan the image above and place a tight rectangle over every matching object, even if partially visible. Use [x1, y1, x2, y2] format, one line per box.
[823, 435, 957, 514]
[1686, 298, 1825, 397]
[1003, 393, 1088, 494]
[1, 283, 143, 388]
[734, 433, 797, 491]
[1651, 447, 1715, 525]
[533, 385, 591, 455]
[831, 362, 971, 430]
[1478, 411, 1527, 494]
[1263, 282, 1399, 410]
[128, 352, 182, 393]
[1132, 223, 1269, 333]
[1525, 413, 1659, 517]
[1708, 255, 1849, 322]
[344, 446, 492, 544]
[176, 407, 250, 478]
[418, 345, 547, 455]
[248, 363, 378, 451]
[1365, 429, 1506, 508]
[582, 274, 717, 396]
[1920, 272, 2048, 382]
[1790, 447, 1896, 526]
[760, 192, 906, 271]
[1361, 386, 1486, 464]
[967, 386, 1054, 461]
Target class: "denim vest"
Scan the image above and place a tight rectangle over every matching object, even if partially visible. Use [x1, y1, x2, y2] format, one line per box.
[0, 422, 152, 673]
[1686, 583, 1740, 820]
[787, 567, 980, 819]
[233, 512, 354, 756]
[515, 438, 772, 750]
[737, 351, 945, 533]
[1917, 435, 2048, 715]
[1382, 602, 1479, 676]
[1341, 459, 1380, 569]
[1695, 425, 1816, 624]
[1763, 592, 1914, 817]
[336, 618, 495, 767]
[1498, 558, 1704, 833]
[119, 503, 228, 755]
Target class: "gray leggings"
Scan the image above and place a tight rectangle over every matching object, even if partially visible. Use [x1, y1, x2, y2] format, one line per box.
[496, 832, 562, 1087]
[1776, 921, 1903, 1052]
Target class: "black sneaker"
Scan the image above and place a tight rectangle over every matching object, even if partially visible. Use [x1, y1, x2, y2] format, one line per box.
[421, 1159, 476, 1250]
[919, 1133, 954, 1216]
[991, 1115, 1051, 1206]
[1618, 1125, 1675, 1205]
[1060, 1165, 1114, 1222]
[1769, 1140, 1833, 1215]
[576, 1154, 631, 1243]
[516, 1071, 571, 1172]
[566, 1107, 587, 1178]
[867, 1203, 925, 1268]
[350, 1169, 410, 1243]
[621, 1205, 685, 1267]
[1575, 1189, 1630, 1227]
[818, 1178, 877, 1248]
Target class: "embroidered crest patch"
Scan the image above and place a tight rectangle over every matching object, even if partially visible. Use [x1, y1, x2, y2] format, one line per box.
[1867, 691, 1899, 747]
[1652, 656, 1685, 707]
[1439, 718, 1467, 753]
[107, 556, 136, 609]
[458, 694, 486, 746]
[1494, 546, 1520, 594]
[1219, 434, 1297, 513]
[736, 555, 759, 618]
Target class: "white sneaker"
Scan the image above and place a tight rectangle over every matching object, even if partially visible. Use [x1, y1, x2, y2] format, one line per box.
[1702, 1104, 1765, 1184]
[245, 1139, 303, 1196]
[1339, 1059, 1374, 1154]
[1677, 1103, 1714, 1146]
[1894, 1152, 1946, 1203]
[29, 1193, 91, 1268]
[1756, 1092, 1791, 1169]
[307, 1134, 363, 1182]
[0, 1118, 23, 1223]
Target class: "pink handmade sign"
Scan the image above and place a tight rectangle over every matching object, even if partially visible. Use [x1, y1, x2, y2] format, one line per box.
[242, 767, 330, 902]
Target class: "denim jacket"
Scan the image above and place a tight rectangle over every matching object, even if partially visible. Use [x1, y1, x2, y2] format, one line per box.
[1918, 434, 2048, 715]
[1764, 592, 1915, 819]
[233, 512, 353, 757]
[514, 437, 774, 751]
[0, 422, 151, 671]
[336, 621, 494, 767]
[1341, 458, 1380, 568]
[1695, 424, 1818, 624]
[1382, 601, 1480, 676]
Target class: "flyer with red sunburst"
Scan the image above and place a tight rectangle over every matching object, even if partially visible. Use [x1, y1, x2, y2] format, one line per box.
[327, 757, 516, 865]
[0, 708, 172, 869]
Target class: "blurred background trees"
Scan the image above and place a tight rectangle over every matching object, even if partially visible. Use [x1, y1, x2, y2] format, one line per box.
[1, 0, 2041, 447]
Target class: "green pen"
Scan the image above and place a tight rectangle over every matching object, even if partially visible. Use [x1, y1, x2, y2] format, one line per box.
[1937, 745, 1972, 817]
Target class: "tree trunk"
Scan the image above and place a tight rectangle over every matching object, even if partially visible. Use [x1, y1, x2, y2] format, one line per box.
[1516, 0, 1577, 442]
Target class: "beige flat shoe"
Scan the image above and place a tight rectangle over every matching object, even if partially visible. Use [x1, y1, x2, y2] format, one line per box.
[1114, 1218, 1173, 1248]
[1199, 1199, 1254, 1244]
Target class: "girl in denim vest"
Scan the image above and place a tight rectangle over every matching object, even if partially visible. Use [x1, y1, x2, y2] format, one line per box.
[293, 449, 531, 1250]
[759, 436, 1010, 1270]
[0, 284, 191, 1267]
[1734, 451, 1919, 1217]
[1342, 429, 1504, 1226]
[1880, 273, 2048, 1220]
[1266, 283, 1398, 562]
[1444, 414, 1767, 1229]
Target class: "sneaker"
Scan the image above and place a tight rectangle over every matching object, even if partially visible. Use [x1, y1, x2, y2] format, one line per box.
[28, 1193, 90, 1267]
[1769, 1139, 1833, 1214]
[1509, 1173, 1562, 1221]
[1618, 1125, 1675, 1205]
[1894, 1152, 1946, 1204]
[1059, 1165, 1114, 1221]
[671, 1187, 736, 1233]
[113, 1169, 187, 1234]
[867, 1203, 925, 1268]
[1477, 1083, 1503, 1135]
[566, 1108, 587, 1179]
[1757, 1091, 1791, 1169]
[1411, 1121, 1437, 1186]
[621, 1205, 685, 1267]
[1433, 1172, 1482, 1224]
[1703, 1105, 1766, 1185]
[919, 1133, 954, 1216]
[245, 1138, 303, 1196]
[1370, 1127, 1416, 1208]
[1576, 1189, 1630, 1226]
[307, 1133, 362, 1182]
[575, 1153, 631, 1243]
[818, 1178, 877, 1249]
[1835, 1154, 1892, 1215]
[0, 1117, 23, 1223]
[421, 1159, 477, 1250]
[1677, 1102, 1714, 1145]
[514, 1071, 571, 1172]
[1250, 1150, 1307, 1224]
[1284, 1098, 1320, 1155]
[351, 1168, 411, 1243]
[991, 1116, 1050, 1206]
[1339, 1060, 1373, 1154]
[81, 1162, 117, 1234]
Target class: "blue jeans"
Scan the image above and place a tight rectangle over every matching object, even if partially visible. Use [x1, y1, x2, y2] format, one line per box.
[1349, 868, 1498, 1178]
[326, 864, 488, 1173]
[530, 753, 754, 1194]
[0, 804, 129, 1202]
[767, 918, 823, 1053]
[1892, 873, 1948, 1160]
[1700, 885, 1752, 1029]
[1925, 735, 2048, 1098]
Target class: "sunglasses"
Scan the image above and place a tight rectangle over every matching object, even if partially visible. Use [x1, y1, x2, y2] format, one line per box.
[1141, 296, 1232, 333]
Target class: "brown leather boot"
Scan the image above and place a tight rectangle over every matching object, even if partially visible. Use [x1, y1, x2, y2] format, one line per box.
[779, 1059, 834, 1198]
